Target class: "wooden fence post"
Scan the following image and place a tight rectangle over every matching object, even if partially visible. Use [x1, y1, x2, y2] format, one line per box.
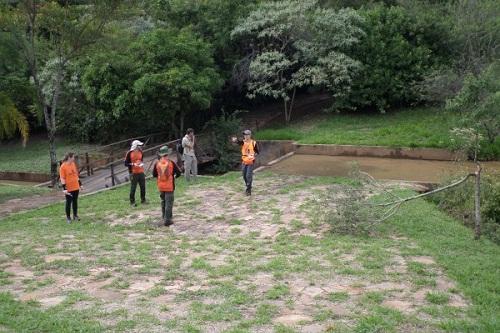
[85, 152, 91, 176]
[110, 151, 115, 187]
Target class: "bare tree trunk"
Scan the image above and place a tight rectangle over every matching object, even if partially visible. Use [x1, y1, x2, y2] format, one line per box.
[48, 128, 58, 187]
[474, 163, 482, 239]
[283, 97, 289, 123]
[288, 87, 297, 123]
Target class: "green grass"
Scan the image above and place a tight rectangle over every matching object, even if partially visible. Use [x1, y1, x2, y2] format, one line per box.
[385, 194, 500, 332]
[0, 137, 99, 173]
[256, 107, 457, 148]
[0, 172, 498, 332]
[0, 182, 50, 204]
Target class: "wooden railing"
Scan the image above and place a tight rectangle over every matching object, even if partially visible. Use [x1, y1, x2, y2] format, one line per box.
[76, 133, 216, 188]
[74, 132, 169, 177]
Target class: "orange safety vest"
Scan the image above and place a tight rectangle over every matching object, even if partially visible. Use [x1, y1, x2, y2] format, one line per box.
[241, 140, 256, 165]
[129, 150, 144, 174]
[59, 161, 80, 192]
[156, 158, 174, 192]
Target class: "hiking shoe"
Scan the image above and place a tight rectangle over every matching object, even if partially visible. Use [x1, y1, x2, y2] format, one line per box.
[66, 218, 72, 224]
[141, 200, 149, 205]
[164, 220, 173, 227]
[245, 188, 251, 196]
[73, 216, 80, 222]
[131, 202, 137, 207]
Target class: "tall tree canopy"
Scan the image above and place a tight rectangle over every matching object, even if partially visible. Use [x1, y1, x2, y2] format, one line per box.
[231, 0, 364, 122]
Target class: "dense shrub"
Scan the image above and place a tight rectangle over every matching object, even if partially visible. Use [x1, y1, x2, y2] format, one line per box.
[339, 5, 450, 112]
[446, 62, 500, 158]
[203, 111, 243, 173]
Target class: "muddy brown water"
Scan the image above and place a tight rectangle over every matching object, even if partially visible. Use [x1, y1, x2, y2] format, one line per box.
[268, 155, 500, 183]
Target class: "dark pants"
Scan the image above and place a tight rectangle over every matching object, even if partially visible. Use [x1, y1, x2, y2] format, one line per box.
[242, 163, 254, 191]
[160, 192, 174, 223]
[130, 173, 146, 204]
[65, 190, 79, 218]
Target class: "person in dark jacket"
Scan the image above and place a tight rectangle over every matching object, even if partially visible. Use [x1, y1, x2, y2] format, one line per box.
[152, 146, 182, 226]
[125, 140, 146, 206]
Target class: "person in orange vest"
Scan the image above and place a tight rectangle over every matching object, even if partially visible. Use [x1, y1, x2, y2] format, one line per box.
[152, 146, 182, 226]
[59, 152, 82, 224]
[232, 129, 259, 196]
[125, 140, 147, 207]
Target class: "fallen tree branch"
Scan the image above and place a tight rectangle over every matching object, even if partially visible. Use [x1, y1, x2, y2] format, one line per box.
[372, 173, 475, 207]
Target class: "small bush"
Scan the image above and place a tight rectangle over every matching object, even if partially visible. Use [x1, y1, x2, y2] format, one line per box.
[203, 111, 243, 173]
[318, 165, 386, 235]
[429, 172, 500, 244]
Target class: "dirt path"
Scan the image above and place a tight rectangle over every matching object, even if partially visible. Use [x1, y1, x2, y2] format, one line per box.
[0, 190, 62, 218]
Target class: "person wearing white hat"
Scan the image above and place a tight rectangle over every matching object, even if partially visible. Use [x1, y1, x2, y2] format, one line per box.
[125, 139, 146, 206]
[231, 129, 259, 196]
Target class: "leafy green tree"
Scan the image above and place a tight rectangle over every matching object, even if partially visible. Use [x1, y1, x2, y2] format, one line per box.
[231, 0, 363, 123]
[343, 5, 447, 112]
[2, 0, 124, 184]
[130, 28, 222, 136]
[0, 18, 38, 131]
[146, 0, 257, 77]
[447, 62, 500, 160]
[0, 92, 29, 145]
[80, 28, 222, 139]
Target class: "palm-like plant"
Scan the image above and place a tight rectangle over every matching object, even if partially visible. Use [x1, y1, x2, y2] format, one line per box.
[0, 92, 29, 146]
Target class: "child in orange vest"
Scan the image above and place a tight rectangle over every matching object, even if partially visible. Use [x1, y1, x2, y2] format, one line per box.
[232, 129, 259, 196]
[152, 146, 182, 226]
[59, 152, 82, 223]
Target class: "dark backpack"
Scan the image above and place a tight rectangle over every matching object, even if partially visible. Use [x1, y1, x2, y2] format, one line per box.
[176, 141, 184, 155]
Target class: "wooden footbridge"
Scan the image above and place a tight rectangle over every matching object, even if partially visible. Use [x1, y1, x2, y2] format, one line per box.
[71, 133, 216, 193]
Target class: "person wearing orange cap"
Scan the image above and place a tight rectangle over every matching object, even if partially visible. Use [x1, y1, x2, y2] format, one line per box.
[152, 146, 182, 226]
[59, 152, 82, 224]
[232, 129, 259, 196]
[125, 139, 146, 207]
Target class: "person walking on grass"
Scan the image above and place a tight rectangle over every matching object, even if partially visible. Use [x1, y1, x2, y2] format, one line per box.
[232, 129, 259, 196]
[59, 152, 82, 224]
[153, 146, 182, 226]
[182, 128, 197, 182]
[125, 140, 147, 207]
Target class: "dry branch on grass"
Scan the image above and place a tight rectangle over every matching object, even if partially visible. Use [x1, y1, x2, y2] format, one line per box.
[323, 164, 483, 239]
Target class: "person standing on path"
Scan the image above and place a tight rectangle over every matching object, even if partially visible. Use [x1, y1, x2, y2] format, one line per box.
[182, 128, 198, 182]
[59, 152, 82, 223]
[153, 146, 182, 226]
[125, 140, 147, 207]
[232, 129, 259, 196]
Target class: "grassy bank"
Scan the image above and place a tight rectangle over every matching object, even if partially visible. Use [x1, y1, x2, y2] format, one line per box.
[0, 137, 99, 174]
[0, 172, 498, 332]
[0, 182, 50, 204]
[384, 196, 500, 332]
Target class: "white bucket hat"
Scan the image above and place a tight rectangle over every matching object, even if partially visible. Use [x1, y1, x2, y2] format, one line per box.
[130, 140, 144, 151]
